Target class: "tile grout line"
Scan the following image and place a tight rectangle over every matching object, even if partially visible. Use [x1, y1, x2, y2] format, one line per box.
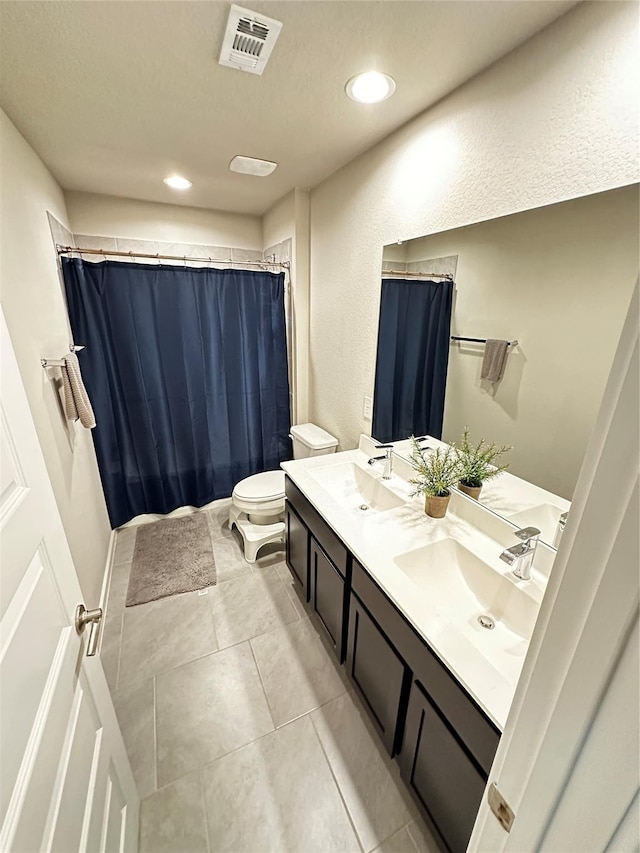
[121, 615, 307, 694]
[248, 618, 349, 730]
[308, 712, 367, 853]
[117, 589, 221, 692]
[404, 821, 425, 853]
[272, 567, 303, 625]
[247, 640, 277, 732]
[199, 768, 212, 853]
[374, 821, 422, 853]
[205, 591, 220, 652]
[270, 681, 350, 730]
[205, 572, 301, 651]
[198, 584, 220, 654]
[125, 645, 221, 694]
[148, 713, 312, 800]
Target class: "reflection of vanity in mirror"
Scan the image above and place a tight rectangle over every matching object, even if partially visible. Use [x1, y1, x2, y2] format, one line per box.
[372, 185, 639, 548]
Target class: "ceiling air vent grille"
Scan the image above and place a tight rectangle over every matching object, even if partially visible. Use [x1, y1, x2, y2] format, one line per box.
[219, 5, 283, 76]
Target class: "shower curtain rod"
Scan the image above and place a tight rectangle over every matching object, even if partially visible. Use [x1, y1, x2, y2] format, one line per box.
[382, 268, 454, 280]
[56, 245, 290, 270]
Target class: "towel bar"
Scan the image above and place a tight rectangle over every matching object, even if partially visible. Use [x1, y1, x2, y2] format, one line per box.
[450, 336, 518, 347]
[41, 345, 85, 368]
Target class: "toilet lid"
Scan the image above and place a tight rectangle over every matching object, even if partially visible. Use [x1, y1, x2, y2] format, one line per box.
[233, 470, 286, 501]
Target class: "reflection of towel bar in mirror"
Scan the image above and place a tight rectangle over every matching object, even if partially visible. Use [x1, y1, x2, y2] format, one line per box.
[450, 336, 518, 347]
[41, 344, 85, 368]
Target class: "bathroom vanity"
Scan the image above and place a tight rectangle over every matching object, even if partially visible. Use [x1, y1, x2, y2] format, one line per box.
[282, 437, 555, 853]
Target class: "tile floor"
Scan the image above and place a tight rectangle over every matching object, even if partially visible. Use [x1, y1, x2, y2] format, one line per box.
[101, 499, 439, 853]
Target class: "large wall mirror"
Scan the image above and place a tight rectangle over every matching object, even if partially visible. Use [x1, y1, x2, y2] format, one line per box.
[372, 184, 639, 547]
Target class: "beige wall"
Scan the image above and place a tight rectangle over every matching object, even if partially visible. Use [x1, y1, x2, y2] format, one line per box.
[404, 187, 638, 499]
[263, 190, 296, 250]
[263, 188, 311, 424]
[0, 109, 111, 605]
[66, 191, 262, 249]
[308, 2, 640, 452]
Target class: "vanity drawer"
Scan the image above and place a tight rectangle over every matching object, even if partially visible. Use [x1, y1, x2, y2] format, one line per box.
[285, 477, 348, 577]
[351, 559, 500, 775]
[285, 503, 309, 599]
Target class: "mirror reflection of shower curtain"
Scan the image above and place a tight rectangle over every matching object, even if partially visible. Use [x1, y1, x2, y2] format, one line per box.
[372, 278, 453, 443]
[62, 258, 291, 528]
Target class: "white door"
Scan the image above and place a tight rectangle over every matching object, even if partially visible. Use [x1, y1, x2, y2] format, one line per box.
[0, 309, 138, 852]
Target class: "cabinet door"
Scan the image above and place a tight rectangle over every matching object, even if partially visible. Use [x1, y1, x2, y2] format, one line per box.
[285, 503, 309, 600]
[309, 538, 345, 659]
[346, 593, 408, 755]
[400, 680, 487, 853]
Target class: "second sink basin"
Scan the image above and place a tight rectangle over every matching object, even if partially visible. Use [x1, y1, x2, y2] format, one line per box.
[394, 538, 540, 678]
[310, 462, 405, 514]
[506, 503, 565, 546]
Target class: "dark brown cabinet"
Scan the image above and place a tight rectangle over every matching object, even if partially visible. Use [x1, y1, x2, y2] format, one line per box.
[286, 477, 349, 662]
[285, 504, 308, 599]
[284, 474, 500, 850]
[346, 593, 408, 756]
[310, 539, 346, 659]
[400, 680, 488, 853]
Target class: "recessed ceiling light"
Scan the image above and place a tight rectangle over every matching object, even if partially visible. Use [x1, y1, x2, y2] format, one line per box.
[345, 71, 396, 104]
[229, 155, 278, 177]
[163, 175, 192, 190]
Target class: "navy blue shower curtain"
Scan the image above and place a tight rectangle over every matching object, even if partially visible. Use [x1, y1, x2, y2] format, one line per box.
[372, 278, 453, 443]
[62, 258, 291, 528]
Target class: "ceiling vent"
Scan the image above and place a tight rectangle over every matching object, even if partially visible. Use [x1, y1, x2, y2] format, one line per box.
[219, 5, 283, 76]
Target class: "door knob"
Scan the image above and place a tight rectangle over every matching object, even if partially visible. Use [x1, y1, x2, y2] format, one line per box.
[75, 604, 103, 657]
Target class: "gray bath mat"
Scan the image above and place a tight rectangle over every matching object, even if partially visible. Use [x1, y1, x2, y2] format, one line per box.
[125, 514, 216, 607]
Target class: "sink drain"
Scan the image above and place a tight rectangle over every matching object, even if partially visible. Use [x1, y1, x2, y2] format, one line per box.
[359, 504, 369, 511]
[478, 614, 495, 630]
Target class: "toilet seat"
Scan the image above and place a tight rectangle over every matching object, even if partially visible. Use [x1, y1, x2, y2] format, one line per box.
[229, 470, 286, 563]
[231, 470, 286, 516]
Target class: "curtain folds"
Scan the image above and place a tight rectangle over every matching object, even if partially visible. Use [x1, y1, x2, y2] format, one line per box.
[62, 258, 291, 528]
[372, 278, 453, 443]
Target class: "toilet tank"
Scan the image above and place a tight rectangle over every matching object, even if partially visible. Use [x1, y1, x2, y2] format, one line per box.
[290, 423, 338, 459]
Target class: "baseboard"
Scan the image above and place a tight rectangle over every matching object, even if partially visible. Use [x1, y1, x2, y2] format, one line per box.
[97, 528, 117, 652]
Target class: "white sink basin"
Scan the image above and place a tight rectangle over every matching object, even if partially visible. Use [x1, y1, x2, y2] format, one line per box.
[310, 462, 405, 514]
[394, 538, 539, 679]
[506, 503, 564, 545]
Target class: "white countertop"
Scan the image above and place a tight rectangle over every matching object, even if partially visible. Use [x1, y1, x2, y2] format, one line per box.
[282, 437, 551, 731]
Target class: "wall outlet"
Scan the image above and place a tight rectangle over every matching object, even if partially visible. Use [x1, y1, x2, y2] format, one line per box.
[363, 395, 373, 420]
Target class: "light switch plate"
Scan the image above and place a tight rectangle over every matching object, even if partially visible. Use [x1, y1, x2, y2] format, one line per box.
[363, 396, 373, 420]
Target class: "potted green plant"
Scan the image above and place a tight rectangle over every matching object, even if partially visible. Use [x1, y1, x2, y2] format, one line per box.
[454, 426, 512, 500]
[408, 436, 460, 518]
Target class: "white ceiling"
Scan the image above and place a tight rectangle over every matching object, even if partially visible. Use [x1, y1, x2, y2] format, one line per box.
[0, 1, 578, 216]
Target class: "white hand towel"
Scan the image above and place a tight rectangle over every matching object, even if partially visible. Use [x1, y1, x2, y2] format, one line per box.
[481, 339, 509, 382]
[62, 352, 96, 429]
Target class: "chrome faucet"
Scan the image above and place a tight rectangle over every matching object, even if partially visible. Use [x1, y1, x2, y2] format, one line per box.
[499, 527, 540, 581]
[368, 444, 394, 479]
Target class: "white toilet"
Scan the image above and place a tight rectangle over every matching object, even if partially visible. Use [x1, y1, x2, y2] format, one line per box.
[229, 423, 338, 562]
